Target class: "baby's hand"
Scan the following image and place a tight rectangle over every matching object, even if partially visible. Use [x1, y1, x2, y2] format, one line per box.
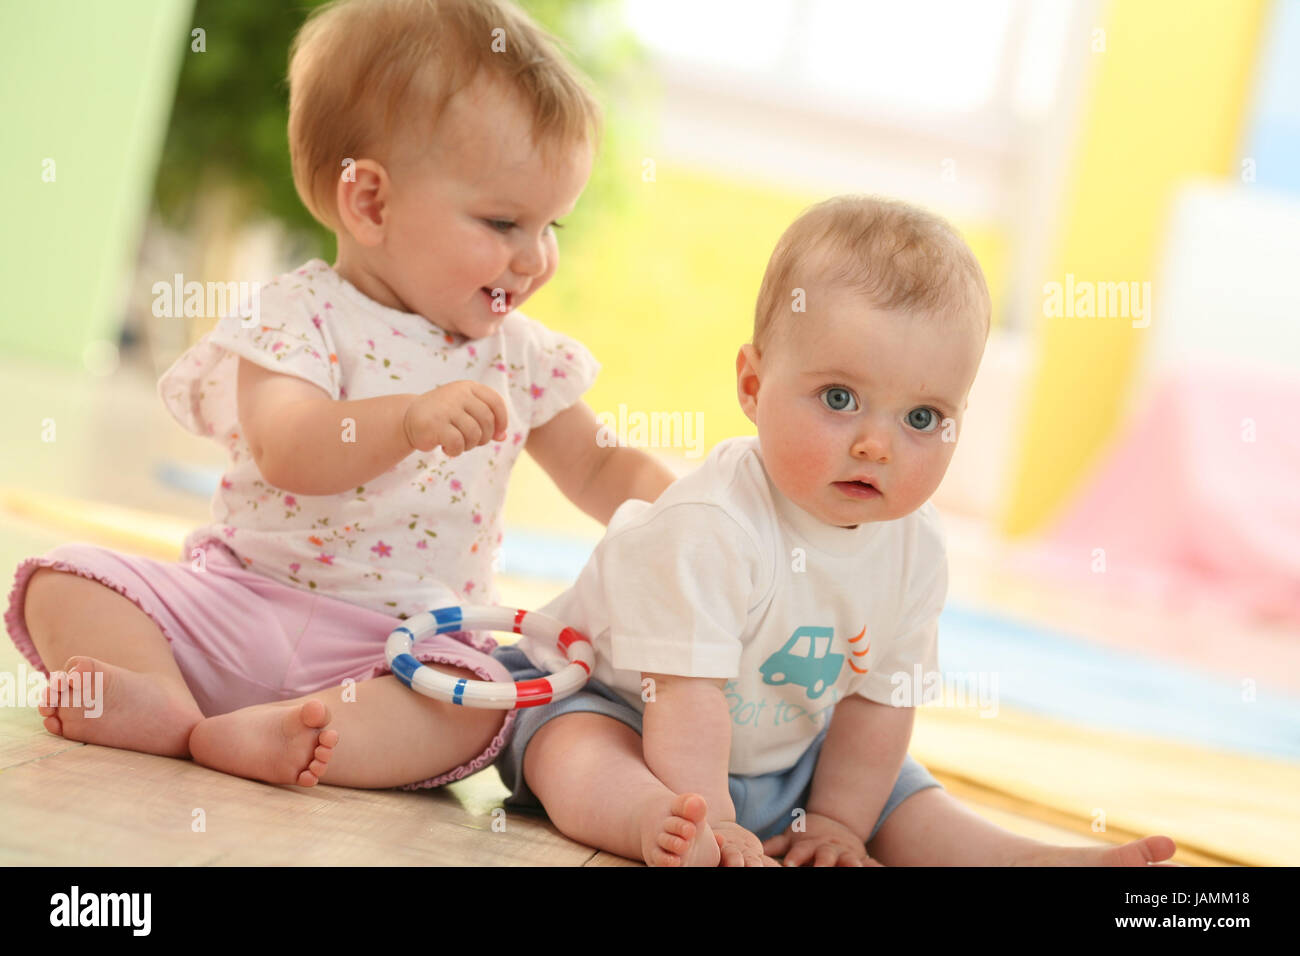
[712, 821, 780, 867]
[403, 381, 508, 456]
[762, 812, 882, 867]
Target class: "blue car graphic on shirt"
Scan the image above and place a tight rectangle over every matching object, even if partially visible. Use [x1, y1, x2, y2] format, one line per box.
[759, 626, 844, 699]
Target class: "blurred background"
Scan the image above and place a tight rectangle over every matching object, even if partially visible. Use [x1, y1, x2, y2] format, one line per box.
[1, 0, 1297, 865]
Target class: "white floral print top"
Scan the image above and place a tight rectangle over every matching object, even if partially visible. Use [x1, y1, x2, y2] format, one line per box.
[157, 259, 600, 620]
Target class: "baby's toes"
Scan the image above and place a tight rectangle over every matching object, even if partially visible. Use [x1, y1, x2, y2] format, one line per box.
[300, 697, 331, 729]
[662, 814, 696, 843]
[38, 671, 66, 715]
[656, 831, 689, 858]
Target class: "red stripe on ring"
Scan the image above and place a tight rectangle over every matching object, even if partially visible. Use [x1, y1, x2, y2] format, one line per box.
[513, 608, 527, 634]
[573, 659, 590, 674]
[556, 626, 590, 651]
[514, 677, 554, 706]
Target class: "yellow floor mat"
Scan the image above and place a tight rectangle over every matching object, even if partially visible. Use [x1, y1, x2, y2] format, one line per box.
[911, 702, 1297, 866]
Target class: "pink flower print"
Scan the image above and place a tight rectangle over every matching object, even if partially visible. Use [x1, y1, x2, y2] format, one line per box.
[530, 384, 545, 399]
[270, 341, 283, 352]
[367, 339, 375, 350]
[284, 495, 296, 507]
[468, 345, 477, 357]
[450, 479, 462, 492]
[512, 432, 522, 445]
[297, 268, 308, 276]
[221, 478, 232, 490]
[551, 367, 566, 378]
[289, 562, 300, 573]
[223, 526, 236, 538]
[416, 538, 428, 549]
[340, 386, 348, 399]
[464, 581, 475, 594]
[494, 362, 506, 372]
[392, 328, 406, 337]
[324, 301, 333, 310]
[472, 512, 482, 525]
[316, 553, 335, 565]
[312, 315, 322, 329]
[565, 351, 574, 360]
[371, 540, 393, 558]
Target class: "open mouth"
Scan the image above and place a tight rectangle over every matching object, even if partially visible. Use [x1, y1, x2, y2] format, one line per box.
[833, 480, 882, 499]
[480, 287, 513, 313]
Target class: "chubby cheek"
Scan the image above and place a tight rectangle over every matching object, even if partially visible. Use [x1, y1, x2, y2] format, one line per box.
[536, 235, 561, 288]
[758, 397, 834, 499]
[891, 442, 954, 513]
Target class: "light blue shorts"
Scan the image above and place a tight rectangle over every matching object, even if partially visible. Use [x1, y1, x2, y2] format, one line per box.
[490, 645, 943, 844]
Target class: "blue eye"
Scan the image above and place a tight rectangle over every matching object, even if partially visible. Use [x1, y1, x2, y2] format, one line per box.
[907, 407, 940, 432]
[820, 387, 858, 412]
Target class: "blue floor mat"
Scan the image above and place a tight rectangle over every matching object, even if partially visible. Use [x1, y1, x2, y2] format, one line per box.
[933, 604, 1300, 762]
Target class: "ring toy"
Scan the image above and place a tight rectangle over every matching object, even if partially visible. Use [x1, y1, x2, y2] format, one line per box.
[385, 605, 594, 709]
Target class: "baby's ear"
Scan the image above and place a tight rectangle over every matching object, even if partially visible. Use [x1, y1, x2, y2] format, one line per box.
[335, 158, 391, 247]
[735, 344, 761, 424]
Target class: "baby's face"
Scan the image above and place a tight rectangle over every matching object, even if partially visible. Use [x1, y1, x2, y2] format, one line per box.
[365, 78, 592, 338]
[738, 286, 985, 528]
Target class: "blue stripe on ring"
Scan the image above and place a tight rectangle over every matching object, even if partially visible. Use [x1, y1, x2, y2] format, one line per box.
[394, 626, 414, 644]
[452, 677, 468, 706]
[390, 653, 422, 688]
[433, 606, 463, 634]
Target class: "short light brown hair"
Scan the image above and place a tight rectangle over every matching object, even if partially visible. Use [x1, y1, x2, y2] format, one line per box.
[753, 195, 991, 351]
[288, 0, 602, 231]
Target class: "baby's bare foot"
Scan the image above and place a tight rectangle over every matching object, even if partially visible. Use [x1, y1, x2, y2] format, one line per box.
[1017, 835, 1179, 866]
[189, 698, 339, 787]
[639, 792, 721, 867]
[37, 656, 201, 757]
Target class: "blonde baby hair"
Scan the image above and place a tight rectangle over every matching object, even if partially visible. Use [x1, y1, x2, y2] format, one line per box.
[288, 0, 603, 231]
[753, 195, 992, 351]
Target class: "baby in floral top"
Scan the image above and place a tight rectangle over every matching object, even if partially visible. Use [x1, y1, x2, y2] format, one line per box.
[6, 0, 675, 791]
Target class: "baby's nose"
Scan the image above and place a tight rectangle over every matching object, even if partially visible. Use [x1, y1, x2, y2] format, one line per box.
[852, 427, 891, 463]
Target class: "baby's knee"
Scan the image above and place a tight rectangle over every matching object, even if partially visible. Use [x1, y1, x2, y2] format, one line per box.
[23, 567, 80, 627]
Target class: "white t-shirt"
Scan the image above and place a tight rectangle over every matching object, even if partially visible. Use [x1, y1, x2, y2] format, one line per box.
[157, 258, 599, 619]
[522, 436, 946, 776]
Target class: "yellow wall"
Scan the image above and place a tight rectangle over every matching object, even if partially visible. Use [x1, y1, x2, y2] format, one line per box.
[1001, 0, 1268, 536]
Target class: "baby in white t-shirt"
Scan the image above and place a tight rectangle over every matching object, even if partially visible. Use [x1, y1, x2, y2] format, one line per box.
[494, 195, 1180, 868]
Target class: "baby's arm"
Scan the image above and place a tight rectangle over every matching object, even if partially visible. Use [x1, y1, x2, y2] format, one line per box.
[526, 402, 677, 524]
[766, 696, 913, 865]
[238, 358, 503, 496]
[641, 672, 773, 866]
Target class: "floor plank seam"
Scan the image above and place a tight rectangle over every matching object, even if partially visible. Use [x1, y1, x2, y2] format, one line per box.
[0, 739, 86, 773]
